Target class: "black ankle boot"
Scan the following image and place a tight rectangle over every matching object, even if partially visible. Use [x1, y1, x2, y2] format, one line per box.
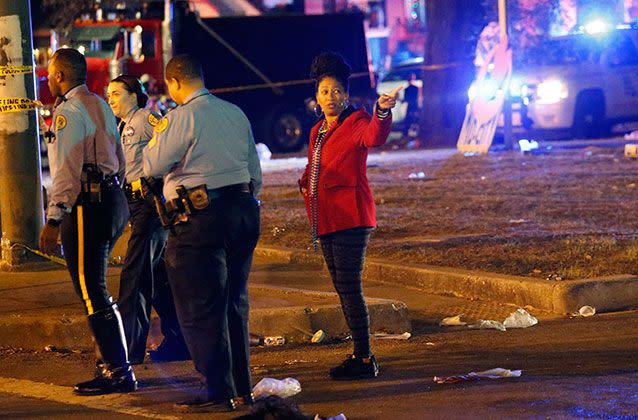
[330, 354, 379, 380]
[74, 365, 138, 395]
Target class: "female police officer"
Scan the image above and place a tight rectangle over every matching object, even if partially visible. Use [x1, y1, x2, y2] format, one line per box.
[107, 75, 188, 364]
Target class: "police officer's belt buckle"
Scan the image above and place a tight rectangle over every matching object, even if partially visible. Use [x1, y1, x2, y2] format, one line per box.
[187, 185, 210, 210]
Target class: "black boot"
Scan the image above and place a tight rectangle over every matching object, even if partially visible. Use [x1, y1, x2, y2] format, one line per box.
[75, 304, 138, 395]
[74, 365, 138, 395]
[329, 354, 379, 380]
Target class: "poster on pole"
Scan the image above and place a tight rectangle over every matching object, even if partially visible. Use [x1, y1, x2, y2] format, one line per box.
[457, 37, 512, 154]
[0, 14, 32, 134]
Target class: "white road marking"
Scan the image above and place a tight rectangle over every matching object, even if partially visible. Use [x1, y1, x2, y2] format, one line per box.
[0, 377, 178, 419]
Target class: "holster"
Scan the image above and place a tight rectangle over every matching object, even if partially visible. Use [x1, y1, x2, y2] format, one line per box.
[163, 184, 211, 226]
[81, 164, 103, 204]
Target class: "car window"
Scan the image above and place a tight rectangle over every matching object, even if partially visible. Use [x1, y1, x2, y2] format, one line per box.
[606, 33, 638, 67]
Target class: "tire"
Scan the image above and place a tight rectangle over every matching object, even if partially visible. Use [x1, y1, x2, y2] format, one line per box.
[261, 105, 306, 153]
[572, 92, 606, 139]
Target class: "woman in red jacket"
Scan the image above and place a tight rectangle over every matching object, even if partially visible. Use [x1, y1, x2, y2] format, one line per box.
[299, 52, 400, 380]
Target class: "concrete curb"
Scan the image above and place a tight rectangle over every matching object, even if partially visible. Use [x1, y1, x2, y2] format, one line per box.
[0, 286, 409, 351]
[254, 246, 638, 314]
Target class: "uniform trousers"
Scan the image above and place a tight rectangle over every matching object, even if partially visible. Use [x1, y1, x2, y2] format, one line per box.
[61, 186, 129, 315]
[165, 190, 260, 399]
[118, 197, 184, 362]
[60, 185, 130, 369]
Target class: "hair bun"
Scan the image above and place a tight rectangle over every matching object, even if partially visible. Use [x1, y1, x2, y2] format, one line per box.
[310, 52, 351, 81]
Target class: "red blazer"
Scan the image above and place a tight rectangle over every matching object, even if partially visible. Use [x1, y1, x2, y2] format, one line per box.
[299, 107, 392, 236]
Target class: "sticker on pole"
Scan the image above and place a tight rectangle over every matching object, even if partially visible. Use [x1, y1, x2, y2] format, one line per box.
[0, 15, 30, 133]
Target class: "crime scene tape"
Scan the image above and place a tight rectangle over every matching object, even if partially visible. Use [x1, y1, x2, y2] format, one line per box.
[0, 97, 42, 113]
[0, 65, 33, 77]
[11, 243, 67, 266]
[207, 62, 463, 95]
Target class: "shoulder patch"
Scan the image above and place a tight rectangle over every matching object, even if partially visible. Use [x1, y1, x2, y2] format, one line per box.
[55, 115, 67, 130]
[153, 116, 168, 133]
[147, 113, 160, 127]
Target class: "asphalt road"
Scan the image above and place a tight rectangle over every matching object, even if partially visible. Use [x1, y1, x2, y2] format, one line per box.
[1, 263, 637, 419]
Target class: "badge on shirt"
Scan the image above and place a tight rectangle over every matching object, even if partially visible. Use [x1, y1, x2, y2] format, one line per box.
[55, 115, 67, 130]
[148, 113, 160, 127]
[153, 116, 168, 133]
[124, 126, 136, 138]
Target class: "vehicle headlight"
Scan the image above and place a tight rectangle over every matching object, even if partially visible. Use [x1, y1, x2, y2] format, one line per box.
[536, 79, 568, 104]
[468, 82, 477, 101]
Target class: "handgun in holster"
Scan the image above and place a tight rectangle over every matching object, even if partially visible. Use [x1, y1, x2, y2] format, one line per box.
[140, 177, 172, 228]
[81, 163, 103, 204]
[174, 185, 193, 223]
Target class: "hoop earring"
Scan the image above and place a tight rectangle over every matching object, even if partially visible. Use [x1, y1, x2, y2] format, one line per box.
[314, 104, 323, 118]
[340, 99, 349, 110]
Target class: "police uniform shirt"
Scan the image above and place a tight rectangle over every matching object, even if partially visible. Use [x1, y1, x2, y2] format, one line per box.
[142, 88, 262, 201]
[47, 84, 125, 221]
[119, 107, 160, 183]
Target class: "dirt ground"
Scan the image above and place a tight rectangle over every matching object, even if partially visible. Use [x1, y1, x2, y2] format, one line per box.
[260, 145, 638, 280]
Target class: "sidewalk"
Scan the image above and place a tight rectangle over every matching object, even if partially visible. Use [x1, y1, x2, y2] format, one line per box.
[254, 246, 638, 315]
[0, 254, 409, 351]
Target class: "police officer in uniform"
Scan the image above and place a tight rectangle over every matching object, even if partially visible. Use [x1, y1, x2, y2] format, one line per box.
[142, 54, 261, 412]
[106, 75, 189, 364]
[39, 48, 136, 395]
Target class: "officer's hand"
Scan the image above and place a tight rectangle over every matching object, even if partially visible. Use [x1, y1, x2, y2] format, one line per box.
[39, 224, 60, 255]
[378, 86, 403, 110]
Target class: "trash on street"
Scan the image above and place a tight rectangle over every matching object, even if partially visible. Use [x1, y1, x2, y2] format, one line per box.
[373, 332, 411, 340]
[441, 308, 538, 331]
[467, 319, 506, 331]
[503, 308, 538, 329]
[578, 305, 596, 317]
[433, 368, 522, 384]
[439, 314, 467, 326]
[253, 377, 302, 400]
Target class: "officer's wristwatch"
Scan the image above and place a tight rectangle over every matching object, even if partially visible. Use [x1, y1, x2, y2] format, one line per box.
[46, 219, 62, 228]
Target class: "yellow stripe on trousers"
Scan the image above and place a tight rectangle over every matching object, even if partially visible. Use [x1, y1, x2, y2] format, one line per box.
[77, 205, 94, 315]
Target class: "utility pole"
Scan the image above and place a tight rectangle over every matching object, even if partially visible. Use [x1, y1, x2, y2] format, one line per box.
[0, 0, 45, 267]
[498, 0, 513, 150]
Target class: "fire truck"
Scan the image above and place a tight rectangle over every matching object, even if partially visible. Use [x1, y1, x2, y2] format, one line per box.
[36, 3, 373, 152]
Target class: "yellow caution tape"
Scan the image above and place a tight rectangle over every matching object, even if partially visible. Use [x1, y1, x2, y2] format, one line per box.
[0, 65, 33, 77]
[0, 97, 42, 113]
[11, 243, 67, 266]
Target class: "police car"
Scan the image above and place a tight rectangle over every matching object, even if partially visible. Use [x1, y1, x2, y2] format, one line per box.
[491, 23, 638, 139]
[376, 58, 423, 126]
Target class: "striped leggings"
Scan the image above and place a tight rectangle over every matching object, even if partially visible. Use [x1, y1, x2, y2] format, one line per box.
[320, 227, 373, 358]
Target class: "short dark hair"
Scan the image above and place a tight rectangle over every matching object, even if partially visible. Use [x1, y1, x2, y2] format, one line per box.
[165, 54, 203, 82]
[52, 48, 87, 84]
[110, 75, 149, 108]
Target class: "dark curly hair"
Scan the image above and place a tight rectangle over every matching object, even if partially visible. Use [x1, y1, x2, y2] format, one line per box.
[310, 52, 351, 92]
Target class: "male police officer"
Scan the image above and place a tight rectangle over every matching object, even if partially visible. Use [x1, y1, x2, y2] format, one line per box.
[142, 54, 261, 412]
[39, 48, 136, 395]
